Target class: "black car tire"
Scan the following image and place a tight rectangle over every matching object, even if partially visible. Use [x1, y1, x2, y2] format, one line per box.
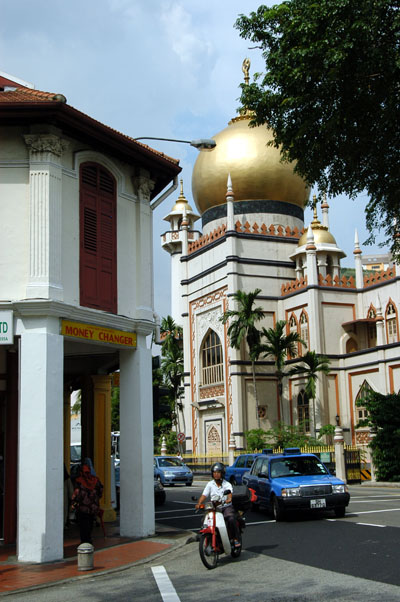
[199, 533, 218, 569]
[334, 506, 346, 518]
[271, 495, 285, 521]
[185, 482, 192, 486]
[230, 477, 237, 486]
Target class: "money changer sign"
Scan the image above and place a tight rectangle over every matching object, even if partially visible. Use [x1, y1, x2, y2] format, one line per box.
[61, 320, 137, 348]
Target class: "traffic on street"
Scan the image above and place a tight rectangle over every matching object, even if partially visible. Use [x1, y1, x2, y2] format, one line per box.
[8, 483, 400, 602]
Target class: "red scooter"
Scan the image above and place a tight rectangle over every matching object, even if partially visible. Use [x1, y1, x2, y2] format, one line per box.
[195, 487, 257, 570]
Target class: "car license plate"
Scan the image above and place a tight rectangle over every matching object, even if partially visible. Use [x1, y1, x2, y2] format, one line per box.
[310, 498, 326, 508]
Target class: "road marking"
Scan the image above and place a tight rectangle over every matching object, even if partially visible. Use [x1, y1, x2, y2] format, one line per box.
[356, 522, 386, 527]
[350, 498, 400, 503]
[156, 513, 198, 520]
[156, 507, 196, 514]
[151, 566, 181, 602]
[347, 507, 400, 516]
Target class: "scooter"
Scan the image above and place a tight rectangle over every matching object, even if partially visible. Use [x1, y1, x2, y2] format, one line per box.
[195, 488, 257, 570]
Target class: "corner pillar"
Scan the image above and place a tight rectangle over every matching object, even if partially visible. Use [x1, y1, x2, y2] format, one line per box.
[119, 335, 154, 538]
[92, 375, 116, 522]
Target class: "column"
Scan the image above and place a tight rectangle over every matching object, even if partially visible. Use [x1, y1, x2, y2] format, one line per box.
[63, 389, 71, 470]
[18, 320, 64, 562]
[119, 334, 155, 537]
[92, 375, 116, 522]
[24, 134, 68, 300]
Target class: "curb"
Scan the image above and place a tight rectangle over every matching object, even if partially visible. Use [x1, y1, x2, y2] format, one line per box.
[0, 531, 197, 597]
[360, 481, 400, 488]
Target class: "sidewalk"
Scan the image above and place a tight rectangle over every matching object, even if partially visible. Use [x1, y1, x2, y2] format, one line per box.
[0, 518, 195, 596]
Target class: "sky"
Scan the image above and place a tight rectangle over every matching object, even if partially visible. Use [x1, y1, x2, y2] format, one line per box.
[1, 0, 386, 321]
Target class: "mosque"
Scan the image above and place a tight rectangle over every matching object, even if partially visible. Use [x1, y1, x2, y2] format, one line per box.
[161, 65, 400, 459]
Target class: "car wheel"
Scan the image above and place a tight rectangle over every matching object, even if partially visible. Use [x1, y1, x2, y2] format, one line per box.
[334, 506, 346, 518]
[271, 495, 285, 521]
[230, 477, 237, 486]
[185, 482, 192, 486]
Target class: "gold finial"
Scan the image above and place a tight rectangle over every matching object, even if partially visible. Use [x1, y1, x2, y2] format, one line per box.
[242, 58, 250, 85]
[312, 194, 318, 220]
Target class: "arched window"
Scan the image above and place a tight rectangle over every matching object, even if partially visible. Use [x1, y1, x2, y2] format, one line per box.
[201, 330, 223, 386]
[355, 380, 372, 423]
[346, 337, 358, 353]
[297, 389, 310, 433]
[288, 314, 299, 358]
[386, 300, 398, 344]
[80, 162, 117, 313]
[299, 311, 309, 355]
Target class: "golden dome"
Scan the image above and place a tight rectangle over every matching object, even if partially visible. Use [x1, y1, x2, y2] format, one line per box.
[171, 179, 194, 214]
[297, 202, 337, 246]
[192, 114, 310, 215]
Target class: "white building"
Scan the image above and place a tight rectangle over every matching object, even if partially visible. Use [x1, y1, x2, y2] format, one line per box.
[162, 94, 400, 459]
[0, 72, 180, 561]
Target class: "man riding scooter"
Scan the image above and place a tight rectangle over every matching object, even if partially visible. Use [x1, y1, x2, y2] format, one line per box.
[195, 462, 241, 548]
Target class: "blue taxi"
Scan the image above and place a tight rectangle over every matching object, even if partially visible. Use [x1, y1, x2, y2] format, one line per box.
[242, 448, 350, 520]
[225, 453, 263, 485]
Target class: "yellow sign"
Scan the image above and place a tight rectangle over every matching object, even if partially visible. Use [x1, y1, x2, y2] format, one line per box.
[61, 320, 137, 348]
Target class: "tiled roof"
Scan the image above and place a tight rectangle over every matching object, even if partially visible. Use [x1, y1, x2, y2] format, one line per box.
[0, 86, 56, 103]
[0, 83, 180, 167]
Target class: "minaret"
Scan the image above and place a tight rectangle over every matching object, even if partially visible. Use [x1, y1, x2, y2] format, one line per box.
[321, 193, 330, 229]
[161, 180, 200, 321]
[353, 229, 364, 289]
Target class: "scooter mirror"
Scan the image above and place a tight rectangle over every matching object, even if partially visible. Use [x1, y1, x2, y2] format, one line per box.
[191, 496, 198, 501]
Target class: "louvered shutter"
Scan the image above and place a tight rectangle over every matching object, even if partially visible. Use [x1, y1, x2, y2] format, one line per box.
[80, 163, 117, 313]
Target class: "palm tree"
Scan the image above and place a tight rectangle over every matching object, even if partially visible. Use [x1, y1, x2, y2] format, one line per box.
[258, 320, 305, 423]
[160, 315, 183, 354]
[290, 350, 331, 437]
[220, 288, 264, 428]
[159, 316, 185, 448]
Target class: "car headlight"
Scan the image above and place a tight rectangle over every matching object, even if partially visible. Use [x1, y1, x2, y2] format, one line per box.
[164, 471, 175, 476]
[332, 484, 348, 494]
[281, 487, 301, 497]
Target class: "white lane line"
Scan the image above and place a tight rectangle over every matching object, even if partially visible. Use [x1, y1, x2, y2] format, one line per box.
[357, 522, 386, 527]
[151, 566, 181, 602]
[156, 513, 199, 520]
[156, 507, 196, 514]
[348, 507, 400, 515]
[350, 498, 400, 503]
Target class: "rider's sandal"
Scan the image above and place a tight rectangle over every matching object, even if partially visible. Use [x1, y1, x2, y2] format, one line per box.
[234, 540, 241, 548]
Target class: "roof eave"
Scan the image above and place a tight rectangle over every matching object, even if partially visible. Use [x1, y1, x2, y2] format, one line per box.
[0, 101, 181, 199]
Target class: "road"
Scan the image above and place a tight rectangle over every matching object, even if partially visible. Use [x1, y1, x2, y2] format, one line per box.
[9, 484, 400, 602]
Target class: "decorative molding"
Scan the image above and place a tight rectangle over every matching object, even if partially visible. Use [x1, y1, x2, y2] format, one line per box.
[24, 134, 69, 160]
[199, 384, 225, 399]
[133, 175, 155, 203]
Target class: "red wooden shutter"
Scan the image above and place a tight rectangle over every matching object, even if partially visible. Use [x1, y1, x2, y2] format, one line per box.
[80, 163, 117, 313]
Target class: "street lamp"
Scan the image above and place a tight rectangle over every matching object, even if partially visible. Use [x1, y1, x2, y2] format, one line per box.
[134, 137, 216, 151]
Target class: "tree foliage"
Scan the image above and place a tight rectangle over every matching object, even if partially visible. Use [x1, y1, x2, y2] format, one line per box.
[159, 315, 185, 444]
[221, 288, 265, 427]
[235, 0, 400, 257]
[258, 320, 305, 420]
[356, 390, 400, 481]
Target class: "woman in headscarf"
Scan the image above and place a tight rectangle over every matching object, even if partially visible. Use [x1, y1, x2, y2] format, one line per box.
[71, 461, 103, 544]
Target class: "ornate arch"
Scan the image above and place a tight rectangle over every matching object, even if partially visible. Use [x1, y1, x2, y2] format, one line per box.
[386, 298, 399, 344]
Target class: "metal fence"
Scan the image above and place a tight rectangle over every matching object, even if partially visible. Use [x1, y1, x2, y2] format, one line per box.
[182, 445, 362, 483]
